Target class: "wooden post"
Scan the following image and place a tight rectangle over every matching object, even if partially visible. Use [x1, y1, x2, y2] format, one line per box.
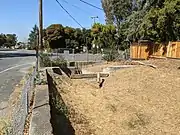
[36, 33, 39, 72]
[97, 72, 100, 83]
[39, 0, 43, 52]
[176, 42, 178, 58]
[167, 42, 170, 57]
[138, 42, 141, 59]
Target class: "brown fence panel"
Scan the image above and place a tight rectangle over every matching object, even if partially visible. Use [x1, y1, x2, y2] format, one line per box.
[177, 42, 180, 58]
[130, 41, 180, 59]
[130, 43, 138, 59]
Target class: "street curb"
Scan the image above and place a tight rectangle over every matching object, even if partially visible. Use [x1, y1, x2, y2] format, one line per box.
[29, 85, 53, 135]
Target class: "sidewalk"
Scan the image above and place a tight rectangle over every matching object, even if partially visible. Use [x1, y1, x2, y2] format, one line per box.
[29, 85, 53, 135]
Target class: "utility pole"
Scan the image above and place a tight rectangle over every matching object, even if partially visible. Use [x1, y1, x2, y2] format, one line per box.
[91, 16, 99, 54]
[38, 0, 43, 71]
[86, 37, 89, 63]
[36, 31, 39, 72]
[91, 16, 98, 26]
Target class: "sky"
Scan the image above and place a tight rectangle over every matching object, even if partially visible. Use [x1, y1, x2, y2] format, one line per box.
[0, 0, 105, 41]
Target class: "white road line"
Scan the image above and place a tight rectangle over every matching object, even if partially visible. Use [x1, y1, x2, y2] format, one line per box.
[0, 63, 34, 74]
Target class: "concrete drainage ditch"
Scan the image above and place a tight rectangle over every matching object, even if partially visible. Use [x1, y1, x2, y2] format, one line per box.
[46, 67, 97, 135]
[46, 70, 75, 135]
[45, 64, 136, 135]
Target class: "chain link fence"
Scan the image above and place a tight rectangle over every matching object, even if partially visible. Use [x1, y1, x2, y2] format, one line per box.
[51, 53, 102, 62]
[47, 48, 130, 62]
[116, 49, 130, 60]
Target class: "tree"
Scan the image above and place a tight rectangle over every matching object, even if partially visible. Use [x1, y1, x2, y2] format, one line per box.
[101, 0, 114, 24]
[0, 34, 17, 48]
[82, 28, 93, 50]
[4, 34, 17, 48]
[91, 23, 119, 52]
[64, 26, 76, 49]
[28, 24, 39, 50]
[74, 28, 84, 52]
[102, 0, 180, 46]
[101, 0, 136, 49]
[44, 24, 85, 52]
[44, 24, 66, 49]
[43, 22, 130, 53]
[91, 23, 104, 52]
[138, 0, 180, 42]
[102, 0, 134, 26]
[0, 34, 6, 47]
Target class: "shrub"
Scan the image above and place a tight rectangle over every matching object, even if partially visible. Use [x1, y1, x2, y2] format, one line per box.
[40, 53, 52, 67]
[40, 53, 67, 67]
[52, 56, 67, 67]
[102, 52, 117, 61]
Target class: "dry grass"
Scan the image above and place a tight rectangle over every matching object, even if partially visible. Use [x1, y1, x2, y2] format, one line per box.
[0, 118, 11, 135]
[7, 79, 24, 118]
[56, 59, 180, 135]
[7, 66, 34, 118]
[0, 79, 25, 135]
[0, 67, 34, 135]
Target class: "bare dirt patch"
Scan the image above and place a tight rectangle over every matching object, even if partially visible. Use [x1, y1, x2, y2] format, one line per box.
[56, 59, 180, 135]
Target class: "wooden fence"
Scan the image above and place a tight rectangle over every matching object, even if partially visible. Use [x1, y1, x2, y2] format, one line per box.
[130, 40, 152, 60]
[130, 41, 180, 59]
[167, 42, 180, 58]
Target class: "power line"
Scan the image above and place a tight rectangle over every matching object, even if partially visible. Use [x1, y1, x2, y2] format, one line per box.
[79, 0, 103, 11]
[55, 0, 84, 28]
[59, 0, 92, 15]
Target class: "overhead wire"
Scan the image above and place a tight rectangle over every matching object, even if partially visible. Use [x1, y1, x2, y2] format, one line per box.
[55, 0, 84, 28]
[59, 0, 91, 14]
[79, 0, 103, 11]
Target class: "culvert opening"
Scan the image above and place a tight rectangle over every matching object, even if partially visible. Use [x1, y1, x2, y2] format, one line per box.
[46, 70, 75, 135]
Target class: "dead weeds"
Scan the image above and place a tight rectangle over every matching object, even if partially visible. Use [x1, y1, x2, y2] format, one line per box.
[55, 59, 180, 135]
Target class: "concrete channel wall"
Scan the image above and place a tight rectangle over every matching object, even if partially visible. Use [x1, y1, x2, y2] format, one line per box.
[46, 69, 75, 135]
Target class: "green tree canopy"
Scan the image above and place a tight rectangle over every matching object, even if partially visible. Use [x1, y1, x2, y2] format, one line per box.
[3, 34, 17, 48]
[0, 34, 6, 47]
[102, 0, 180, 44]
[28, 24, 39, 50]
[45, 24, 66, 49]
[44, 24, 93, 52]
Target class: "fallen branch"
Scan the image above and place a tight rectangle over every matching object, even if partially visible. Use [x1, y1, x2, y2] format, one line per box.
[146, 64, 157, 69]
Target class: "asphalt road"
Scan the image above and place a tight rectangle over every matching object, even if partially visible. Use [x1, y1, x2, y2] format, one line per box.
[0, 49, 36, 116]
